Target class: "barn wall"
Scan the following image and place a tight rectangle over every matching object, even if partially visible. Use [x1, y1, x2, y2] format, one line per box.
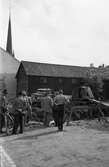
[28, 76, 83, 95]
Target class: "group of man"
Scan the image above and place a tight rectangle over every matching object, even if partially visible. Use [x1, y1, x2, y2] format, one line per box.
[0, 89, 32, 134]
[0, 88, 67, 135]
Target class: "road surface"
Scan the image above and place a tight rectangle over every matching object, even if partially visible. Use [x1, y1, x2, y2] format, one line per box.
[0, 120, 109, 167]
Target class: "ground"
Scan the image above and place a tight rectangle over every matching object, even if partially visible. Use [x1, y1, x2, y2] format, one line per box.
[1, 120, 109, 167]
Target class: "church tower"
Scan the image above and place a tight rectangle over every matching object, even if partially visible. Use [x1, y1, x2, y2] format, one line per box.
[6, 15, 14, 57]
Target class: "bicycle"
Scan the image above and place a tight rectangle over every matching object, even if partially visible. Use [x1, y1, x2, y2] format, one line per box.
[4, 110, 14, 135]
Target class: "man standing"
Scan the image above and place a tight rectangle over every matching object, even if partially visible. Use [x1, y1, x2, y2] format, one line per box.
[52, 91, 59, 127]
[12, 92, 26, 134]
[26, 96, 32, 123]
[0, 89, 8, 133]
[22, 90, 32, 125]
[41, 93, 53, 127]
[54, 90, 67, 131]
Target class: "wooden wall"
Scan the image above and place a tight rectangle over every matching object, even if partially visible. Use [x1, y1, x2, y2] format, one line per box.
[28, 76, 83, 95]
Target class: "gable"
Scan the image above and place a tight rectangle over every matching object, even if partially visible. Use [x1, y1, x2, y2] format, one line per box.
[0, 47, 20, 74]
[16, 63, 26, 78]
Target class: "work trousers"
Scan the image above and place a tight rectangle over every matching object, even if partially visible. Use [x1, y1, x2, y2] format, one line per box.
[57, 104, 64, 131]
[13, 112, 23, 134]
[43, 112, 53, 127]
[53, 108, 58, 126]
[0, 113, 5, 132]
[25, 107, 32, 124]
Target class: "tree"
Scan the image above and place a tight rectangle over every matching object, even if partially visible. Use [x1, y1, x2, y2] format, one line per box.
[84, 67, 104, 100]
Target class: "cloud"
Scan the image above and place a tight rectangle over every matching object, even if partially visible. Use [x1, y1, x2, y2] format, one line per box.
[1, 0, 109, 66]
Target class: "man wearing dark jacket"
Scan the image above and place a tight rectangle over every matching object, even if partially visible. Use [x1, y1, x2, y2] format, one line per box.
[12, 92, 26, 134]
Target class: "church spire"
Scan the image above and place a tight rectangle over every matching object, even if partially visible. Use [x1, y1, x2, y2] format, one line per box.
[6, 14, 13, 56]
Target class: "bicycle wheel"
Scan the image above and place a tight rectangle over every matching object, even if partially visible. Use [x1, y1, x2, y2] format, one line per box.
[5, 113, 14, 135]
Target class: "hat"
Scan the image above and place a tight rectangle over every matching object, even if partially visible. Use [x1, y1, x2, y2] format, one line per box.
[22, 90, 27, 96]
[59, 89, 63, 94]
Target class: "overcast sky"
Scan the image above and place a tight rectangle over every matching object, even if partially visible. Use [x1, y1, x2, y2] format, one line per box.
[1, 0, 109, 67]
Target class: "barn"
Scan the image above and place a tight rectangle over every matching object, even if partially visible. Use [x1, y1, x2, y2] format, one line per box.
[16, 61, 91, 96]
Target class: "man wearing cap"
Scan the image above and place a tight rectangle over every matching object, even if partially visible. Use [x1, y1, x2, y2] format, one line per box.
[54, 90, 67, 131]
[0, 89, 8, 133]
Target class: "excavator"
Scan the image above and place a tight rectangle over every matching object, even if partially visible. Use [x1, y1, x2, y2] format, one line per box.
[65, 85, 109, 122]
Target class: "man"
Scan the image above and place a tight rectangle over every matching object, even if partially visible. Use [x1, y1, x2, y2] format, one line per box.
[54, 90, 67, 131]
[52, 91, 59, 127]
[41, 93, 53, 127]
[26, 96, 32, 123]
[12, 92, 26, 134]
[0, 89, 8, 133]
[22, 90, 32, 125]
[79, 85, 94, 99]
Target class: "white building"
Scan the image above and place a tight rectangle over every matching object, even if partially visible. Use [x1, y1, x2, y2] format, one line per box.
[0, 47, 20, 99]
[0, 15, 20, 100]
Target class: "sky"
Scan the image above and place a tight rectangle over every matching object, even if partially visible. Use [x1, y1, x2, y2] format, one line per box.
[1, 0, 109, 67]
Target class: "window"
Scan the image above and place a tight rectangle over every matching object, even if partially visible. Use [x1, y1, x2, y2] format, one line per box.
[59, 78, 62, 83]
[72, 79, 77, 84]
[40, 77, 47, 83]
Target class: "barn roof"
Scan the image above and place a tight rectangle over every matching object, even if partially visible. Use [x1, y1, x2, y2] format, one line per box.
[17, 61, 91, 78]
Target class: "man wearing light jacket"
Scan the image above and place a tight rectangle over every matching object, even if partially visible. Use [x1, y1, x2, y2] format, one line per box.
[54, 89, 67, 131]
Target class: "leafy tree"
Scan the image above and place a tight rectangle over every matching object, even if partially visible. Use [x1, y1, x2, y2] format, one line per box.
[84, 68, 104, 100]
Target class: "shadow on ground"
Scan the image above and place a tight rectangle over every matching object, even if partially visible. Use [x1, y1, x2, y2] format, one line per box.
[14, 129, 58, 141]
